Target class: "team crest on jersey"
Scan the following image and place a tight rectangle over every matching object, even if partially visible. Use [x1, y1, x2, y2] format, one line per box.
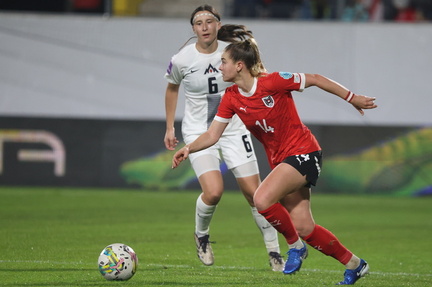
[262, 95, 274, 108]
[279, 72, 293, 79]
[204, 64, 219, 74]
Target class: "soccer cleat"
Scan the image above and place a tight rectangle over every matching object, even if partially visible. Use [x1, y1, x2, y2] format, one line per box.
[269, 252, 285, 272]
[194, 234, 214, 266]
[283, 242, 308, 274]
[336, 259, 369, 285]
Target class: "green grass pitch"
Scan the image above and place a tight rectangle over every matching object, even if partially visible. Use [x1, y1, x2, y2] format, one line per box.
[0, 187, 431, 286]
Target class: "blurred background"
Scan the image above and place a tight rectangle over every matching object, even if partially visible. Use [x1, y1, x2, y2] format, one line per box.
[0, 0, 431, 196]
[1, 0, 431, 21]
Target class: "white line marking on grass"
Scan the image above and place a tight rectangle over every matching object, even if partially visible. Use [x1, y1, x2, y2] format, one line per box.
[0, 260, 87, 265]
[147, 263, 432, 278]
[148, 263, 254, 270]
[2, 261, 431, 279]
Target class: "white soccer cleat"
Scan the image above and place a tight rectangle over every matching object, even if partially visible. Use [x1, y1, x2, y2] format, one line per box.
[194, 233, 214, 266]
[269, 251, 285, 272]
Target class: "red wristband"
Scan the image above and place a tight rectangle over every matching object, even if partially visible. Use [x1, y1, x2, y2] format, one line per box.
[344, 91, 355, 103]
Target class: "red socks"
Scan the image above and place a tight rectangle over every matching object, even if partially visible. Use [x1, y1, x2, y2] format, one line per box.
[259, 203, 353, 265]
[258, 202, 299, 245]
[303, 224, 353, 265]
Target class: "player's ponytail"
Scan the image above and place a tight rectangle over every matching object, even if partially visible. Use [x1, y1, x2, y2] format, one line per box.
[217, 24, 253, 43]
[225, 38, 266, 77]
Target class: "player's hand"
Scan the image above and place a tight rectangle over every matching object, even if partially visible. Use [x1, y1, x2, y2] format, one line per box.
[164, 128, 179, 150]
[172, 145, 190, 169]
[351, 95, 377, 115]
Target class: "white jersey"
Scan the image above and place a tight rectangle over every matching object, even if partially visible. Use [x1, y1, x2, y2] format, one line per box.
[164, 40, 246, 138]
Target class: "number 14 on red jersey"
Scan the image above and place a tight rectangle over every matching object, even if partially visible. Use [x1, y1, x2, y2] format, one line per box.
[256, 119, 274, 133]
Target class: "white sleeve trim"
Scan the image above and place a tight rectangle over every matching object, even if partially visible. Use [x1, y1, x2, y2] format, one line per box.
[214, 116, 231, 123]
[299, 73, 306, 91]
[164, 75, 178, 85]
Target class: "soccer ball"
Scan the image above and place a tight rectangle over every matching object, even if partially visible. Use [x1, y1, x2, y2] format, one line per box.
[98, 243, 138, 281]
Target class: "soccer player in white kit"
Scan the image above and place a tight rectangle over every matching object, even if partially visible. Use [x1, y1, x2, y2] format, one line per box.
[164, 4, 284, 270]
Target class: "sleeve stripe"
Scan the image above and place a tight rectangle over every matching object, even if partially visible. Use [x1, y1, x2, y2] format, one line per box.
[214, 115, 231, 123]
[299, 73, 306, 91]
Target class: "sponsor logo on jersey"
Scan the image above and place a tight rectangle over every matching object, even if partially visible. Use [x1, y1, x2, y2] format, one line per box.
[262, 95, 274, 108]
[204, 64, 219, 75]
[239, 106, 247, 113]
[279, 72, 293, 79]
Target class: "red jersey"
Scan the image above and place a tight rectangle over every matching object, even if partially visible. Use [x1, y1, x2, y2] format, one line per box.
[215, 72, 321, 169]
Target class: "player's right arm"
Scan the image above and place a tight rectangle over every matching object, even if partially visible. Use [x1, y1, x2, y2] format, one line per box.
[172, 120, 228, 168]
[164, 82, 180, 150]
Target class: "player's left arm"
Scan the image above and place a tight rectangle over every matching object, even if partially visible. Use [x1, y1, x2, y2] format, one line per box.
[304, 73, 377, 115]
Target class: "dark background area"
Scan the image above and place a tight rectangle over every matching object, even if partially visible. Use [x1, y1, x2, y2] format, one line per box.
[0, 116, 415, 189]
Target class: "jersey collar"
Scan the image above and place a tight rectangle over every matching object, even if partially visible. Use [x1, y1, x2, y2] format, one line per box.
[238, 77, 257, 97]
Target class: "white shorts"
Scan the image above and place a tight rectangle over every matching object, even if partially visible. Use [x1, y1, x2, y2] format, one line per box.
[184, 132, 259, 178]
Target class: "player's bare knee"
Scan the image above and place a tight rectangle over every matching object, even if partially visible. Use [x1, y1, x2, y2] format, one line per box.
[253, 192, 271, 211]
[202, 190, 223, 205]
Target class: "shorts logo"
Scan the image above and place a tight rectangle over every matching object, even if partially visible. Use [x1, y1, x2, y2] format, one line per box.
[314, 156, 321, 176]
[295, 154, 310, 165]
[279, 72, 293, 79]
[262, 95, 274, 108]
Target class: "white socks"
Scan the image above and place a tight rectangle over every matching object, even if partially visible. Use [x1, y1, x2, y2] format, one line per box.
[289, 238, 305, 250]
[195, 194, 217, 238]
[251, 207, 280, 254]
[195, 197, 281, 255]
[346, 255, 361, 270]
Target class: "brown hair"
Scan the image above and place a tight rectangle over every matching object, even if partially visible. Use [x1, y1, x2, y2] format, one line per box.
[190, 5, 252, 43]
[224, 39, 266, 77]
[217, 24, 253, 43]
[181, 3, 263, 69]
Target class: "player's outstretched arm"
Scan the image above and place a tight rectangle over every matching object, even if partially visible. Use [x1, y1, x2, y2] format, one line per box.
[172, 120, 228, 168]
[172, 145, 191, 168]
[304, 73, 377, 115]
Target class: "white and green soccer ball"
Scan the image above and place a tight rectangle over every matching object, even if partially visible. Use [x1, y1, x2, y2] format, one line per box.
[98, 243, 138, 281]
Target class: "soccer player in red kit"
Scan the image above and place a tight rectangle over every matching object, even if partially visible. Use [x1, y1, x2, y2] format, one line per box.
[172, 39, 377, 285]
